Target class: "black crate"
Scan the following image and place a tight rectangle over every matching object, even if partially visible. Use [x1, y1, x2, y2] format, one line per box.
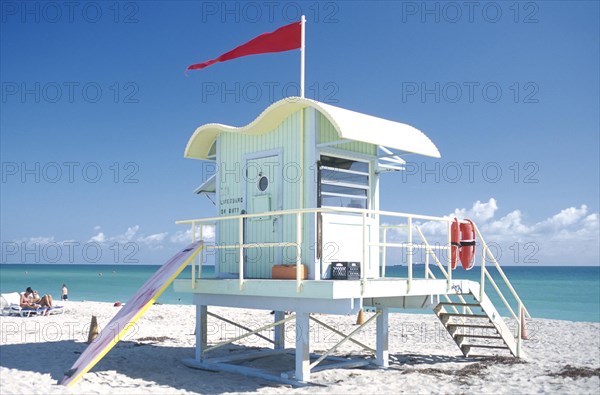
[331, 262, 360, 280]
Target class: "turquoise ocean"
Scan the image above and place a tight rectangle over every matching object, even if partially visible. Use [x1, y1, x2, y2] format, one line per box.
[1, 265, 598, 323]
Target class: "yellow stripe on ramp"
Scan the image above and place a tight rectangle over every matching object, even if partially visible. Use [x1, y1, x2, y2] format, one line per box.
[60, 241, 203, 387]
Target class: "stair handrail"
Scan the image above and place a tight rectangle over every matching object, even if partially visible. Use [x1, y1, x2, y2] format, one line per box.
[473, 223, 531, 319]
[471, 221, 529, 358]
[415, 226, 450, 279]
[483, 267, 519, 320]
[415, 226, 474, 315]
[417, 222, 527, 358]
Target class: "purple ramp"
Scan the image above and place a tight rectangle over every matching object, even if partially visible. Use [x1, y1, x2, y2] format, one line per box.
[60, 241, 203, 386]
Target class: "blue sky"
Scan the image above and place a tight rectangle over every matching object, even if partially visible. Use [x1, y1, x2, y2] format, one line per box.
[1, 1, 598, 265]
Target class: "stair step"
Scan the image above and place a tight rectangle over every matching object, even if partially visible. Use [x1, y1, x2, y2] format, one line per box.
[463, 344, 509, 350]
[437, 302, 481, 308]
[440, 313, 489, 318]
[454, 334, 502, 339]
[447, 324, 496, 329]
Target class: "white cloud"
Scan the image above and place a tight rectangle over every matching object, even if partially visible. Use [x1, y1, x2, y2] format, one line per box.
[397, 198, 501, 239]
[118, 225, 140, 242]
[410, 199, 599, 265]
[582, 213, 599, 232]
[138, 232, 168, 243]
[484, 210, 531, 236]
[137, 232, 168, 248]
[533, 205, 588, 231]
[170, 225, 215, 244]
[201, 225, 216, 240]
[453, 198, 498, 222]
[89, 232, 106, 243]
[170, 229, 192, 244]
[81, 224, 215, 247]
[27, 236, 56, 244]
[87, 226, 139, 244]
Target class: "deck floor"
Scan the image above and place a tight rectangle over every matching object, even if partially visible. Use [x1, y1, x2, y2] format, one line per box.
[174, 277, 474, 298]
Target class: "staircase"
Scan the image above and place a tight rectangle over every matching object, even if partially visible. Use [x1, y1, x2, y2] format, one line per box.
[434, 283, 518, 357]
[413, 220, 528, 359]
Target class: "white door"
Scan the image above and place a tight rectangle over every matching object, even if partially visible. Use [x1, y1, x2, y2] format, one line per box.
[244, 154, 281, 278]
[321, 213, 376, 279]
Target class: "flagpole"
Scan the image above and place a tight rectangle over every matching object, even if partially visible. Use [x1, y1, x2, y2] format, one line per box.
[300, 15, 306, 98]
[299, 16, 306, 268]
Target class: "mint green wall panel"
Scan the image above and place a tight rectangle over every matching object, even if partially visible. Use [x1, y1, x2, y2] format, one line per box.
[217, 112, 303, 277]
[215, 109, 378, 279]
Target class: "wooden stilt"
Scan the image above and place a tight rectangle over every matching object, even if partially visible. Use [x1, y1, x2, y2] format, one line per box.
[196, 305, 207, 361]
[295, 312, 310, 382]
[376, 308, 389, 367]
[274, 311, 285, 350]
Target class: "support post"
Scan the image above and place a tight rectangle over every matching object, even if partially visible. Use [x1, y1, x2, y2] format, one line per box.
[447, 220, 452, 291]
[407, 217, 413, 292]
[239, 217, 244, 290]
[191, 223, 196, 289]
[381, 227, 387, 277]
[517, 300, 523, 358]
[425, 249, 430, 280]
[274, 311, 285, 350]
[295, 312, 310, 382]
[360, 212, 369, 284]
[480, 245, 486, 301]
[198, 225, 203, 279]
[296, 212, 303, 292]
[195, 304, 207, 361]
[375, 308, 389, 367]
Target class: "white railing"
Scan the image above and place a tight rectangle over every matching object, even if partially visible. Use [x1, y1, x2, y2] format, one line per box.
[176, 207, 453, 292]
[178, 209, 529, 329]
[377, 223, 453, 292]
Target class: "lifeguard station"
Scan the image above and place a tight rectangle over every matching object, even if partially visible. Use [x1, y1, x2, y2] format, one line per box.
[174, 97, 529, 385]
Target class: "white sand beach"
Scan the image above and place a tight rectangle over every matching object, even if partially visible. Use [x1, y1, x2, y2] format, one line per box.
[1, 301, 598, 394]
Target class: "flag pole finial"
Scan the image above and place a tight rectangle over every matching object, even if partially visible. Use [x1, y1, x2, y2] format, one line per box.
[300, 15, 306, 98]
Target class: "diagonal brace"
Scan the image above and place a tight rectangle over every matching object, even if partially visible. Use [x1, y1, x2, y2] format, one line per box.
[309, 315, 374, 353]
[204, 314, 296, 354]
[207, 311, 274, 345]
[309, 311, 381, 370]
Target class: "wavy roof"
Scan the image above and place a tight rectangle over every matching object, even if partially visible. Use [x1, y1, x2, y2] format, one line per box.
[184, 97, 440, 160]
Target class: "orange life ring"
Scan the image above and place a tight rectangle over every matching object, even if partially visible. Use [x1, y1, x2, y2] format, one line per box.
[459, 219, 476, 270]
[450, 218, 460, 270]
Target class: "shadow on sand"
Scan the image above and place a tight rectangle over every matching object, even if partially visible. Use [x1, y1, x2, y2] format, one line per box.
[1, 340, 491, 392]
[390, 352, 472, 366]
[0, 340, 290, 393]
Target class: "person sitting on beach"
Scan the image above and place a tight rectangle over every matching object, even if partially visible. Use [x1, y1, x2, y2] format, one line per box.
[20, 289, 41, 309]
[61, 284, 68, 301]
[25, 287, 53, 307]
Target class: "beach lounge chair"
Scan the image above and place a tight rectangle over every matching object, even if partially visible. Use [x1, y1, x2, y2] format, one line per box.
[46, 305, 66, 315]
[1, 292, 22, 315]
[1, 292, 42, 317]
[0, 292, 65, 317]
[9, 305, 47, 317]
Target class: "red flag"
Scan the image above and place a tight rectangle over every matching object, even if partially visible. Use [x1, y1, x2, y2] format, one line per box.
[187, 21, 301, 71]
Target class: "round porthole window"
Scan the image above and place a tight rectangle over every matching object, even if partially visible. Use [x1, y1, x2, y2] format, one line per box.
[258, 176, 269, 191]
